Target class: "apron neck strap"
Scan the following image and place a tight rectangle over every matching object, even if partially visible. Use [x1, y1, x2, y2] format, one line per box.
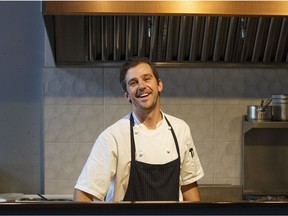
[130, 113, 136, 161]
[164, 116, 180, 157]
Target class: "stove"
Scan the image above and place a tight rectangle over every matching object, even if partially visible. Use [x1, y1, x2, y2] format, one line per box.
[244, 194, 288, 202]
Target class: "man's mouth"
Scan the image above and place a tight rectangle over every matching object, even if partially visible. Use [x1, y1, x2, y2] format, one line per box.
[137, 93, 149, 98]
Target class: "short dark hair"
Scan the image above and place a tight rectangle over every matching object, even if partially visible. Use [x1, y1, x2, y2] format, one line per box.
[119, 56, 160, 92]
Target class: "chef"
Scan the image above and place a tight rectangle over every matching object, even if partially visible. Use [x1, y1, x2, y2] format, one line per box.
[74, 56, 204, 202]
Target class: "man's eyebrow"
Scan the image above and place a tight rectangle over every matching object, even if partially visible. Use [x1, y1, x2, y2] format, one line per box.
[127, 73, 154, 83]
[142, 73, 153, 78]
[127, 77, 137, 83]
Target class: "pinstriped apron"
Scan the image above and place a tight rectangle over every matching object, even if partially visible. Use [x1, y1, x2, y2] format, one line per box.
[123, 113, 180, 201]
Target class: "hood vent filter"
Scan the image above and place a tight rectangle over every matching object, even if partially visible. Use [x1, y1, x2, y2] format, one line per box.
[52, 15, 288, 65]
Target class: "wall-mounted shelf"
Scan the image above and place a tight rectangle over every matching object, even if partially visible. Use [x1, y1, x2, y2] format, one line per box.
[243, 115, 288, 133]
[242, 115, 288, 196]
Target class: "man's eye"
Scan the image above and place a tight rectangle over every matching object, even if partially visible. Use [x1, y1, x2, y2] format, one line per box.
[144, 77, 151, 81]
[129, 81, 137, 86]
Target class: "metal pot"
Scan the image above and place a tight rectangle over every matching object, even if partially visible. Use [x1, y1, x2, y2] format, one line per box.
[272, 94, 288, 121]
[247, 105, 272, 121]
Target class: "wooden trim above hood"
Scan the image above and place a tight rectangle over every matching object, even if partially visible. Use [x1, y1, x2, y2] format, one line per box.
[43, 1, 288, 16]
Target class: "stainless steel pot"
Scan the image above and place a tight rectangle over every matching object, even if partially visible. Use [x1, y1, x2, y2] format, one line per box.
[272, 94, 288, 121]
[247, 105, 272, 121]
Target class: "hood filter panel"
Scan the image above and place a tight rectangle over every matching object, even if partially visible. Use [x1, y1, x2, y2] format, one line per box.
[53, 15, 288, 65]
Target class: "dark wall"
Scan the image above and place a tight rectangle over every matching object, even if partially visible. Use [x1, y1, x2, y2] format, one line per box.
[0, 1, 44, 193]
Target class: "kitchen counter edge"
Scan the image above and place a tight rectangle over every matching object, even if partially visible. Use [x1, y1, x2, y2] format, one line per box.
[1, 201, 288, 215]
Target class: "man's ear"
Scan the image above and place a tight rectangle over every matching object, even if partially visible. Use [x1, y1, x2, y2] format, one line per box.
[158, 79, 163, 93]
[124, 91, 132, 104]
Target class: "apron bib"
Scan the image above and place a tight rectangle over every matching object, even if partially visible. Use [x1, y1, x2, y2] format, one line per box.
[123, 113, 180, 201]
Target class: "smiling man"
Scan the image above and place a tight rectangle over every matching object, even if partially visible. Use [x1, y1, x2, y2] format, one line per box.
[74, 56, 204, 202]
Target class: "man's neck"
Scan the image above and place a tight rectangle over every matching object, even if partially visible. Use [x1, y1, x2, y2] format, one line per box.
[133, 109, 163, 130]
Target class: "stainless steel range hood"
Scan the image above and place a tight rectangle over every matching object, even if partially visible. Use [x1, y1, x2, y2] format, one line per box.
[43, 1, 288, 66]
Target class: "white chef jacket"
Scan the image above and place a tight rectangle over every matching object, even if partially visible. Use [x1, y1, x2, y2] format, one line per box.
[75, 112, 204, 202]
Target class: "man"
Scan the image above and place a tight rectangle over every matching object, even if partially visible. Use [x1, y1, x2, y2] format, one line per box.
[74, 56, 204, 202]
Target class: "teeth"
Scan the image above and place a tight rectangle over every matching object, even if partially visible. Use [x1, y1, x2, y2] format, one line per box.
[140, 93, 148, 98]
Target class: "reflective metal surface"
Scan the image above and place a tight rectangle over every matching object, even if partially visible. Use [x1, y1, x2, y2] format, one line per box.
[43, 1, 288, 16]
[83, 15, 288, 63]
[45, 1, 288, 65]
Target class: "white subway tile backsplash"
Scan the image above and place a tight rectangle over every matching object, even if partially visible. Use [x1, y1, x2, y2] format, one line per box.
[44, 68, 104, 105]
[214, 141, 241, 182]
[44, 105, 104, 143]
[45, 180, 76, 195]
[214, 178, 242, 185]
[194, 141, 214, 182]
[162, 104, 214, 142]
[214, 105, 246, 142]
[104, 104, 131, 128]
[214, 68, 288, 105]
[103, 68, 128, 105]
[159, 68, 214, 105]
[45, 143, 93, 181]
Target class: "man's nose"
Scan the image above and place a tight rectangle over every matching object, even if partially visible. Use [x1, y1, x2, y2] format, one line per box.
[138, 80, 146, 89]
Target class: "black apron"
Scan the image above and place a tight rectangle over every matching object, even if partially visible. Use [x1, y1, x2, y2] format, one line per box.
[123, 113, 180, 201]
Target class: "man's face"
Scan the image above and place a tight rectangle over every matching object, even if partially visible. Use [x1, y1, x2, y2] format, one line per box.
[125, 63, 163, 112]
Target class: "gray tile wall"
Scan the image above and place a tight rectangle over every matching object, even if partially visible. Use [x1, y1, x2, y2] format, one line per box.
[43, 67, 288, 195]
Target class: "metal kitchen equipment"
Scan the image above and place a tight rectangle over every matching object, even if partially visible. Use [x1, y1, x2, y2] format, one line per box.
[247, 98, 272, 121]
[272, 94, 288, 121]
[15, 194, 73, 202]
[247, 106, 272, 121]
